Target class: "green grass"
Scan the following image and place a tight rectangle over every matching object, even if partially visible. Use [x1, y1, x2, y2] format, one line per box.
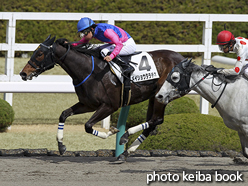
[0, 125, 116, 151]
[11, 93, 96, 125]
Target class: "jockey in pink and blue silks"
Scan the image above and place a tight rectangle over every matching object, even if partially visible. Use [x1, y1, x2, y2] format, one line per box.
[72, 17, 136, 75]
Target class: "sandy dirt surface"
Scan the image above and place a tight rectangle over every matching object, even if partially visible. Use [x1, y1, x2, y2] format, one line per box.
[0, 156, 247, 186]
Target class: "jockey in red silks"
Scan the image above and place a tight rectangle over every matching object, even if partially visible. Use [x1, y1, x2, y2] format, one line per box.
[72, 17, 136, 75]
[216, 30, 248, 77]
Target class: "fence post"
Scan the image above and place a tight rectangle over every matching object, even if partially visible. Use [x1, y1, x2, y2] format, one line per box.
[4, 14, 15, 106]
[115, 106, 130, 157]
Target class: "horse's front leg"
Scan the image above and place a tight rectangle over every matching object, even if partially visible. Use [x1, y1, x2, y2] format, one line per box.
[119, 98, 165, 147]
[238, 131, 248, 159]
[57, 102, 94, 155]
[84, 104, 119, 139]
[119, 97, 165, 145]
[117, 125, 156, 161]
[119, 117, 164, 145]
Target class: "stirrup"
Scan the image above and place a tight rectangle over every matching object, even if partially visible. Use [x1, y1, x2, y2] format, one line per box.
[123, 66, 134, 74]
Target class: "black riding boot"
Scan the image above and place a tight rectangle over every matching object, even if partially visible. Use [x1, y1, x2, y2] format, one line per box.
[113, 55, 134, 75]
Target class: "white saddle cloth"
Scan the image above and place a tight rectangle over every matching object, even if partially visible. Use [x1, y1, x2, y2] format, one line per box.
[109, 52, 160, 84]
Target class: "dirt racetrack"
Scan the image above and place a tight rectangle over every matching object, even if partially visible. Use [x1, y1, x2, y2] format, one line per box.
[0, 155, 248, 186]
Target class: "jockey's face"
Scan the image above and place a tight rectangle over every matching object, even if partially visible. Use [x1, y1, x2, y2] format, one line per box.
[80, 28, 94, 41]
[219, 43, 233, 53]
[223, 45, 230, 53]
[84, 31, 93, 40]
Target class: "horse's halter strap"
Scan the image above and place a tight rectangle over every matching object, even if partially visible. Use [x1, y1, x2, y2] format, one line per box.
[29, 42, 70, 77]
[73, 56, 95, 87]
[29, 43, 54, 76]
[177, 67, 227, 108]
[167, 66, 192, 95]
[182, 72, 210, 94]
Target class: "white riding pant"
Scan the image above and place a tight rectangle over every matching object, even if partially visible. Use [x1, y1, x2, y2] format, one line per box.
[244, 68, 248, 78]
[100, 38, 136, 58]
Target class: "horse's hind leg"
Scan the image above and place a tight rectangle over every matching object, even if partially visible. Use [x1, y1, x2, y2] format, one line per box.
[120, 98, 165, 145]
[57, 102, 94, 155]
[118, 99, 166, 161]
[85, 103, 119, 139]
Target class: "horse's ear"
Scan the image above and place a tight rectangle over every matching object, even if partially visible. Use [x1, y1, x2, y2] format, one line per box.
[44, 34, 51, 42]
[182, 58, 192, 69]
[50, 36, 56, 44]
[43, 35, 56, 46]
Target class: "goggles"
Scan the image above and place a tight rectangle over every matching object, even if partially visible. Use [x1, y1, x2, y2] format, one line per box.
[79, 28, 91, 38]
[218, 44, 229, 51]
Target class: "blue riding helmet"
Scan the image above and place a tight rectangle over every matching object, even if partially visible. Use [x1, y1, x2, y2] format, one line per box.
[77, 17, 95, 33]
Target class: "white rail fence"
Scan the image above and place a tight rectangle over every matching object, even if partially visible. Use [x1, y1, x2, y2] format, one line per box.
[0, 13, 247, 127]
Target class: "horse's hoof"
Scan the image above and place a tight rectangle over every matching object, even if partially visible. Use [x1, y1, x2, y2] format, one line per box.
[109, 126, 120, 134]
[116, 154, 126, 163]
[115, 151, 128, 163]
[119, 132, 129, 145]
[58, 142, 67, 155]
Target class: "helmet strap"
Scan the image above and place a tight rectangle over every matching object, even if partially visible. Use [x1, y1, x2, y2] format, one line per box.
[228, 40, 235, 51]
[91, 27, 95, 36]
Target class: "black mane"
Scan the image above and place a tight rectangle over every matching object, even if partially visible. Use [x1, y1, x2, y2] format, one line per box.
[55, 38, 101, 58]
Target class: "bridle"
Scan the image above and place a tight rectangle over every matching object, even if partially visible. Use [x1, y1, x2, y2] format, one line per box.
[179, 72, 210, 95]
[171, 64, 227, 108]
[28, 42, 70, 77]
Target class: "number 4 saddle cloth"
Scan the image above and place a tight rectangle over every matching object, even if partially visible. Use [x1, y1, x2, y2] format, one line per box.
[109, 51, 160, 84]
[108, 51, 160, 107]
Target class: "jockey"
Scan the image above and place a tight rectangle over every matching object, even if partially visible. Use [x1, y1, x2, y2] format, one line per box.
[216, 30, 248, 76]
[72, 17, 136, 75]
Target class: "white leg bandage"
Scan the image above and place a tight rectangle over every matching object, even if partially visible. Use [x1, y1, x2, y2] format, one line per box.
[57, 123, 64, 143]
[127, 122, 149, 135]
[92, 129, 114, 139]
[127, 134, 146, 153]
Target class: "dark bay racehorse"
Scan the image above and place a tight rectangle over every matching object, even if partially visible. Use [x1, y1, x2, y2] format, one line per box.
[20, 35, 185, 160]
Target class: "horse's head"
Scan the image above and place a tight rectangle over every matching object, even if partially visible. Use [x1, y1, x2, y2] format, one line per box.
[20, 35, 56, 81]
[156, 58, 192, 104]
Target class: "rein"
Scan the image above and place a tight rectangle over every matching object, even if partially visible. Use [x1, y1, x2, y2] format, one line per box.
[52, 43, 71, 63]
[211, 82, 227, 108]
[73, 56, 95, 87]
[181, 70, 227, 109]
[31, 41, 94, 87]
[180, 72, 210, 94]
[53, 43, 95, 87]
[28, 43, 71, 78]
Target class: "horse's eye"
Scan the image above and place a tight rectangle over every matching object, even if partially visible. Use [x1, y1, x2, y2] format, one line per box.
[171, 72, 180, 83]
[37, 53, 43, 57]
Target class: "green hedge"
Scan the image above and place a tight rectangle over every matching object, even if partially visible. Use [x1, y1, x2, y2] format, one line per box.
[164, 96, 200, 115]
[0, 99, 15, 132]
[127, 113, 241, 152]
[1, 0, 248, 57]
[111, 97, 199, 129]
[111, 100, 149, 129]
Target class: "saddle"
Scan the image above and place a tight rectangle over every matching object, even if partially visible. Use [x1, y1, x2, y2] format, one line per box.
[109, 51, 160, 107]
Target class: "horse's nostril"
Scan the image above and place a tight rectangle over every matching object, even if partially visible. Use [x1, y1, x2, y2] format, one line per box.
[156, 94, 163, 99]
[20, 72, 27, 80]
